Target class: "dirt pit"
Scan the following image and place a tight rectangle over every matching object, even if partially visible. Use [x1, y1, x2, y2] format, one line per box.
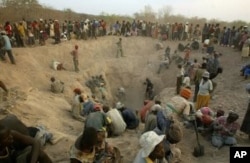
[1, 36, 250, 163]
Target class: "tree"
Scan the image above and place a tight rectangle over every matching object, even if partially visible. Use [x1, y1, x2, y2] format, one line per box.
[157, 5, 172, 20]
[133, 5, 156, 22]
[0, 0, 39, 7]
[142, 5, 156, 21]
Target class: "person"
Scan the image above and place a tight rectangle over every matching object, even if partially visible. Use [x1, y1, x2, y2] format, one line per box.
[240, 83, 250, 140]
[241, 63, 250, 79]
[69, 127, 98, 163]
[195, 107, 215, 128]
[27, 27, 35, 46]
[116, 102, 139, 130]
[71, 88, 85, 122]
[0, 30, 15, 64]
[157, 57, 170, 74]
[193, 63, 207, 102]
[182, 73, 190, 87]
[206, 33, 215, 54]
[0, 80, 8, 93]
[54, 20, 61, 44]
[143, 78, 154, 100]
[84, 104, 111, 132]
[50, 77, 64, 93]
[155, 41, 164, 50]
[71, 45, 79, 72]
[0, 123, 52, 163]
[240, 63, 250, 79]
[143, 104, 161, 133]
[154, 123, 183, 162]
[103, 105, 126, 137]
[165, 46, 171, 60]
[207, 52, 221, 79]
[116, 87, 126, 103]
[207, 52, 222, 96]
[183, 46, 191, 64]
[81, 94, 94, 116]
[94, 127, 119, 163]
[190, 58, 201, 81]
[196, 71, 213, 110]
[140, 100, 155, 123]
[0, 114, 53, 147]
[116, 37, 124, 57]
[211, 111, 240, 148]
[176, 64, 184, 95]
[133, 131, 165, 163]
[51, 60, 66, 71]
[163, 87, 194, 124]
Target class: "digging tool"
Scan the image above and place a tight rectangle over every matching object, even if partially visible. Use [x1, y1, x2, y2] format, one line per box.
[193, 118, 205, 157]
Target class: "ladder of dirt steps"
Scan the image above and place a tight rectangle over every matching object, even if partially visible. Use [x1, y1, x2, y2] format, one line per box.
[0, 87, 27, 113]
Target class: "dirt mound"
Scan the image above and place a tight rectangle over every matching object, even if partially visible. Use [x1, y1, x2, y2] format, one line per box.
[1, 36, 250, 163]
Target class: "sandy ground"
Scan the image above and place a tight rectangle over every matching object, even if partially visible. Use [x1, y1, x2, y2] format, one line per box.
[1, 35, 250, 163]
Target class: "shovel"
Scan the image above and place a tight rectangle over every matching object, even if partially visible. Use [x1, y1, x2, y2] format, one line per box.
[193, 119, 205, 157]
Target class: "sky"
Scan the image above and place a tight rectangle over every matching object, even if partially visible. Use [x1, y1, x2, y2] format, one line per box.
[38, 0, 249, 22]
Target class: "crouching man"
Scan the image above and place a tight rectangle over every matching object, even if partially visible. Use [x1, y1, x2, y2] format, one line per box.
[211, 111, 240, 148]
[50, 77, 64, 93]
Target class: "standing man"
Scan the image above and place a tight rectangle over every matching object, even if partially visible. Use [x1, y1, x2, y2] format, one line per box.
[71, 45, 79, 72]
[54, 20, 61, 44]
[116, 37, 124, 57]
[144, 78, 154, 100]
[176, 64, 184, 94]
[0, 31, 15, 64]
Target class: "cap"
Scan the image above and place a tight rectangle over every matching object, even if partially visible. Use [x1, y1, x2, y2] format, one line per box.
[202, 71, 210, 78]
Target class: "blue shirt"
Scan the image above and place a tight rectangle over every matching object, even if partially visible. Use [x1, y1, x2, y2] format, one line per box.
[2, 35, 12, 50]
[121, 108, 139, 129]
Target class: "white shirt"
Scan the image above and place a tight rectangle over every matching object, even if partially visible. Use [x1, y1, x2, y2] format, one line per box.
[198, 79, 213, 95]
[183, 76, 191, 87]
[177, 68, 185, 77]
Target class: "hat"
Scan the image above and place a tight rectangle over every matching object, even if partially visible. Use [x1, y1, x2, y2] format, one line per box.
[201, 115, 213, 125]
[168, 124, 183, 143]
[0, 30, 6, 34]
[180, 88, 192, 99]
[202, 71, 210, 78]
[216, 109, 225, 117]
[150, 104, 161, 112]
[228, 111, 239, 121]
[94, 104, 102, 111]
[200, 107, 211, 115]
[144, 100, 150, 105]
[50, 77, 55, 82]
[139, 131, 165, 157]
[116, 102, 124, 109]
[73, 88, 81, 94]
